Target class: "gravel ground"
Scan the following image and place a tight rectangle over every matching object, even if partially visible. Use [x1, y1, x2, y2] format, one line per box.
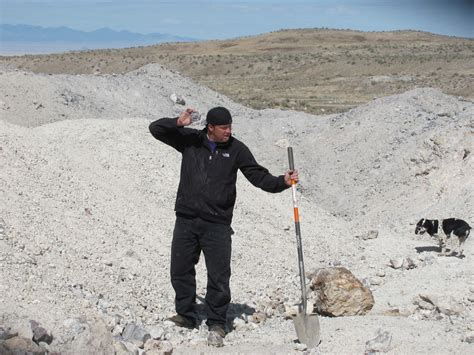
[0, 64, 473, 354]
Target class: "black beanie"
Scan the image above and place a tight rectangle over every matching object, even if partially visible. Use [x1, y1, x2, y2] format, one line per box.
[206, 107, 232, 125]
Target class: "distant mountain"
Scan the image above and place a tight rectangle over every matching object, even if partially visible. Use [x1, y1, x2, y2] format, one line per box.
[0, 24, 197, 43]
[0, 24, 199, 54]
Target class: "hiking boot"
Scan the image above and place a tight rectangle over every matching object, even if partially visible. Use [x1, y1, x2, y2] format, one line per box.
[207, 325, 225, 347]
[166, 314, 197, 329]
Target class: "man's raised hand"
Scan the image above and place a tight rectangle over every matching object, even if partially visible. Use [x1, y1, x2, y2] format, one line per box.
[177, 108, 196, 127]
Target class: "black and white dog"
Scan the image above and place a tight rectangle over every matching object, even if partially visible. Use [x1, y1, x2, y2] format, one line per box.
[415, 218, 471, 257]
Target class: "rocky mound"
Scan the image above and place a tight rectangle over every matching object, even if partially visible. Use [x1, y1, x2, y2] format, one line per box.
[0, 64, 249, 127]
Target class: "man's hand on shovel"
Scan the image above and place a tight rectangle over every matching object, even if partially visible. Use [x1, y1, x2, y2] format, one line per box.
[284, 169, 299, 186]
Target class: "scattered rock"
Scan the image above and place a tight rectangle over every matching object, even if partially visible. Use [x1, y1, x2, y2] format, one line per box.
[143, 339, 173, 355]
[309, 267, 375, 316]
[0, 100, 10, 110]
[274, 138, 290, 149]
[143, 339, 161, 350]
[398, 304, 418, 317]
[264, 305, 275, 318]
[462, 331, 474, 344]
[402, 257, 417, 270]
[64, 317, 115, 353]
[122, 323, 151, 348]
[30, 320, 53, 345]
[63, 318, 86, 336]
[251, 311, 267, 324]
[232, 318, 247, 331]
[360, 277, 370, 289]
[356, 229, 379, 240]
[148, 325, 165, 340]
[294, 342, 308, 351]
[436, 111, 449, 117]
[283, 304, 299, 319]
[418, 294, 466, 316]
[190, 111, 201, 123]
[369, 277, 383, 286]
[0, 326, 18, 341]
[104, 260, 113, 266]
[189, 337, 207, 347]
[365, 329, 393, 354]
[170, 93, 185, 105]
[382, 308, 402, 317]
[419, 254, 436, 266]
[389, 258, 404, 269]
[38, 341, 51, 352]
[117, 340, 140, 355]
[389, 257, 417, 270]
[113, 341, 136, 355]
[413, 298, 435, 311]
[3, 336, 46, 354]
[113, 324, 125, 336]
[0, 218, 6, 240]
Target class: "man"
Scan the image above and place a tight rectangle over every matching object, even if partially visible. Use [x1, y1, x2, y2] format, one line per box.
[149, 106, 298, 347]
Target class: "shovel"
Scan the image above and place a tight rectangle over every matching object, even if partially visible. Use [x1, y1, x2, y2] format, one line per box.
[288, 147, 321, 348]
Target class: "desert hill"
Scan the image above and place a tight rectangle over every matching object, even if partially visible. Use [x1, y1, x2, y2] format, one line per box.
[1, 28, 473, 115]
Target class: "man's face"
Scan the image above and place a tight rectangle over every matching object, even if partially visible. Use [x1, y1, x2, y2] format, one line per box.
[208, 124, 232, 143]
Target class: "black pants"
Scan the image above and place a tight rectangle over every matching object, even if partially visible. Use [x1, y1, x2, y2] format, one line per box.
[171, 215, 233, 327]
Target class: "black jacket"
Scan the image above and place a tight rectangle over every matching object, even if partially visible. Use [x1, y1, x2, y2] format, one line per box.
[149, 117, 289, 225]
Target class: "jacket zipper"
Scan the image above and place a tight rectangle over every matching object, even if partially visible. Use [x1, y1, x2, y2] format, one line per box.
[204, 149, 218, 186]
[209, 150, 218, 161]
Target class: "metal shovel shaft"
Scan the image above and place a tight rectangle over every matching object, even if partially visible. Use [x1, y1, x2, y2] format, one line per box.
[288, 147, 320, 348]
[288, 147, 307, 313]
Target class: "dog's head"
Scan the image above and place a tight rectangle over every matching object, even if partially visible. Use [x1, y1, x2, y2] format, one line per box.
[415, 218, 428, 235]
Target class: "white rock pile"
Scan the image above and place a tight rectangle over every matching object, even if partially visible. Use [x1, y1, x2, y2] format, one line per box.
[0, 63, 473, 354]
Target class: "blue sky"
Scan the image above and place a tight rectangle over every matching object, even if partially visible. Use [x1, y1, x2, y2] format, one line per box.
[1, 0, 473, 39]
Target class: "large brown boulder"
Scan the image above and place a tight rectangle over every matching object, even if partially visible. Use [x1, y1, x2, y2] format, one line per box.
[2, 336, 46, 355]
[308, 267, 374, 316]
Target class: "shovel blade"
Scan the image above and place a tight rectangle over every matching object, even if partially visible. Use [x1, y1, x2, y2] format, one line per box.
[293, 313, 320, 348]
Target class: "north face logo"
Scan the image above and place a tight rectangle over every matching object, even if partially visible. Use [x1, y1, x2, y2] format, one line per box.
[222, 153, 230, 158]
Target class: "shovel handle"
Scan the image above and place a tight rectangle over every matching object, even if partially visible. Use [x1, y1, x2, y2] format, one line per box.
[288, 147, 298, 219]
[287, 147, 308, 314]
[288, 146, 295, 171]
